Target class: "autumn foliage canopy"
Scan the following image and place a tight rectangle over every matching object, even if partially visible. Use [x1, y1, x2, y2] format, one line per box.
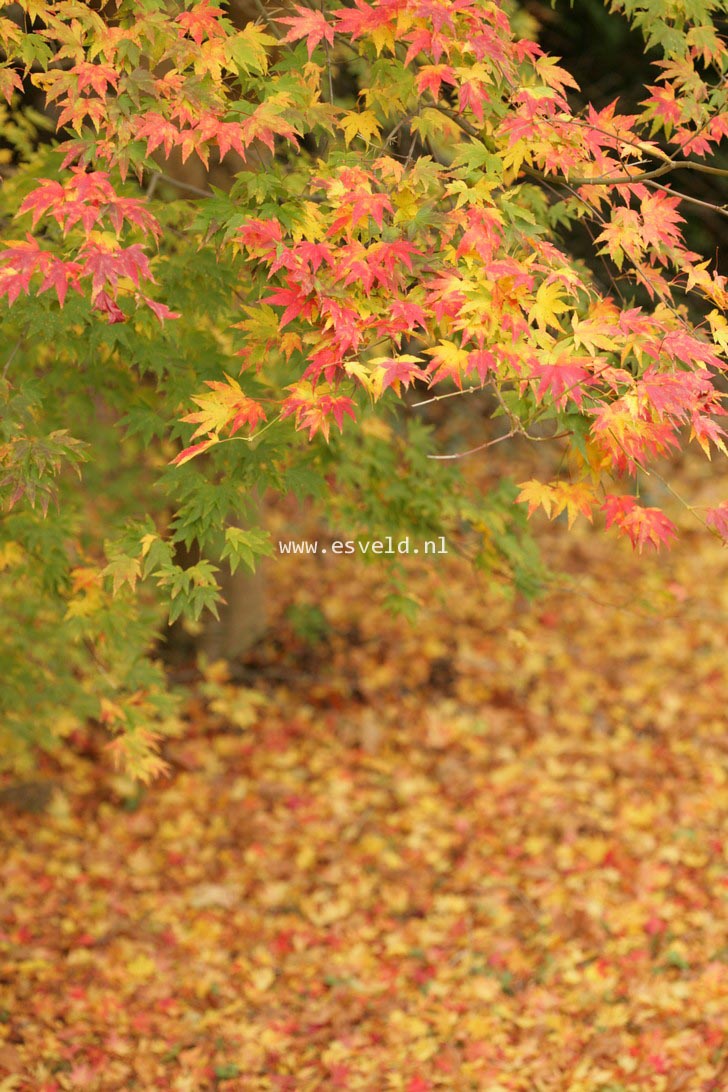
[0, 0, 727, 773]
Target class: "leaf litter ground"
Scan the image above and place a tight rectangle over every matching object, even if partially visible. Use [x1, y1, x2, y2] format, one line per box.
[1, 451, 728, 1091]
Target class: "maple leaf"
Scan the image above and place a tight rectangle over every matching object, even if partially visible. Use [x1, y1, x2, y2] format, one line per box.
[458, 79, 491, 124]
[691, 413, 728, 457]
[706, 502, 728, 541]
[387, 298, 427, 333]
[262, 285, 316, 328]
[176, 0, 225, 45]
[104, 554, 141, 595]
[18, 179, 65, 229]
[239, 98, 298, 156]
[550, 481, 595, 528]
[517, 480, 555, 519]
[467, 349, 497, 382]
[181, 376, 266, 440]
[373, 355, 427, 395]
[642, 83, 682, 128]
[278, 6, 335, 59]
[634, 370, 710, 421]
[79, 242, 152, 296]
[93, 289, 125, 323]
[595, 207, 643, 270]
[334, 0, 398, 50]
[172, 438, 217, 466]
[68, 61, 119, 98]
[38, 256, 79, 307]
[424, 340, 469, 388]
[280, 383, 356, 441]
[602, 494, 677, 552]
[136, 112, 182, 158]
[416, 65, 457, 100]
[639, 191, 685, 251]
[339, 110, 382, 147]
[517, 477, 596, 528]
[56, 95, 108, 134]
[0, 236, 82, 306]
[333, 190, 394, 234]
[236, 217, 283, 258]
[455, 207, 503, 263]
[528, 280, 570, 331]
[107, 197, 161, 241]
[529, 356, 593, 407]
[0, 66, 22, 104]
[590, 400, 681, 472]
[142, 297, 181, 323]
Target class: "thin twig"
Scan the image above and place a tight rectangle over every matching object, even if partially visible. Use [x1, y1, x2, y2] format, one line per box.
[428, 431, 515, 459]
[3, 339, 22, 380]
[320, 0, 334, 105]
[411, 385, 480, 407]
[150, 172, 213, 198]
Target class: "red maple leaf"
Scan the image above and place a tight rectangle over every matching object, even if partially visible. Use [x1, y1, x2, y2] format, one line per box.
[278, 6, 335, 58]
[239, 102, 298, 156]
[236, 218, 283, 257]
[0, 236, 81, 306]
[642, 84, 682, 127]
[639, 191, 685, 251]
[706, 502, 728, 541]
[334, 0, 401, 41]
[467, 349, 497, 382]
[79, 242, 152, 295]
[262, 285, 316, 328]
[529, 357, 593, 407]
[68, 62, 119, 98]
[281, 385, 356, 441]
[386, 298, 427, 333]
[142, 297, 181, 323]
[38, 256, 82, 307]
[18, 179, 66, 228]
[136, 112, 182, 158]
[602, 494, 677, 551]
[176, 0, 225, 45]
[93, 290, 126, 324]
[416, 65, 456, 100]
[378, 356, 427, 393]
[458, 79, 491, 123]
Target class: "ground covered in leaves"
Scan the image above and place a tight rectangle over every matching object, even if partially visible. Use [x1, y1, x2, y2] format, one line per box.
[2, 453, 728, 1091]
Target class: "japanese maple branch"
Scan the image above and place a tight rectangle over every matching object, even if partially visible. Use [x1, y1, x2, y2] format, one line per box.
[526, 160, 728, 187]
[428, 101, 728, 191]
[645, 179, 728, 221]
[427, 424, 571, 460]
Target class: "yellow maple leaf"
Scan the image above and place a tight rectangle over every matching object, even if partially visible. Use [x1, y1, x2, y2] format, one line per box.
[339, 109, 382, 147]
[517, 479, 555, 518]
[529, 280, 570, 331]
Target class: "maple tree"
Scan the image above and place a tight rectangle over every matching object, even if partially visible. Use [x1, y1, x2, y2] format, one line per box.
[0, 0, 727, 774]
